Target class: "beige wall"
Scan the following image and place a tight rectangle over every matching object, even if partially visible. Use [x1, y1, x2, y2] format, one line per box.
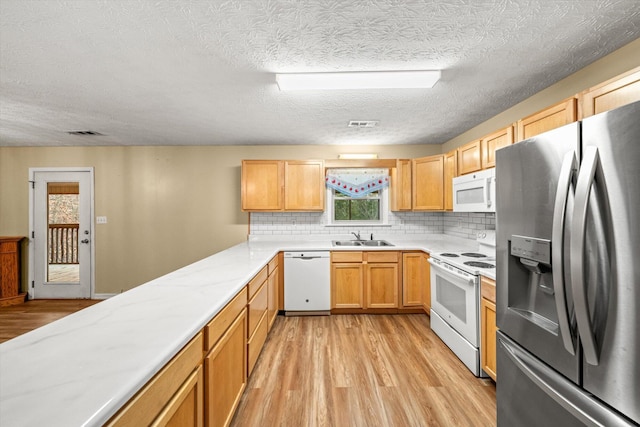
[442, 37, 640, 153]
[0, 144, 438, 294]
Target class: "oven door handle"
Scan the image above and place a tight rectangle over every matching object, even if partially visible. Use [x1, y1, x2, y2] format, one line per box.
[428, 258, 476, 286]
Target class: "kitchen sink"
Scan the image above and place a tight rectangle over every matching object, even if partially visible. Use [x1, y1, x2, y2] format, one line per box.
[331, 240, 394, 247]
[360, 240, 393, 246]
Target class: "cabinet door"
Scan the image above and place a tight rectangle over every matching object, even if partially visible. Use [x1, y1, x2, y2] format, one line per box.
[241, 160, 283, 211]
[516, 98, 577, 141]
[457, 140, 482, 175]
[267, 265, 278, 330]
[402, 252, 423, 307]
[284, 160, 325, 211]
[481, 297, 497, 381]
[412, 155, 444, 211]
[153, 366, 204, 427]
[205, 309, 247, 427]
[331, 262, 364, 308]
[390, 159, 412, 211]
[443, 150, 457, 211]
[581, 67, 640, 118]
[421, 253, 431, 313]
[481, 125, 514, 169]
[366, 263, 398, 309]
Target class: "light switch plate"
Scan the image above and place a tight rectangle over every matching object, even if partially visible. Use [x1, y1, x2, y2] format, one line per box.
[96, 216, 107, 224]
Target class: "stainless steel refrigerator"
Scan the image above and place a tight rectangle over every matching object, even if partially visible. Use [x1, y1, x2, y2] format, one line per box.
[495, 100, 640, 427]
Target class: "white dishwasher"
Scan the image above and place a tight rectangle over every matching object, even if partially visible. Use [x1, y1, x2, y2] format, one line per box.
[284, 251, 331, 315]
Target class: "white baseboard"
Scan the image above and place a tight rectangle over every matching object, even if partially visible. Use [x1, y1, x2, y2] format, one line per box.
[93, 293, 116, 300]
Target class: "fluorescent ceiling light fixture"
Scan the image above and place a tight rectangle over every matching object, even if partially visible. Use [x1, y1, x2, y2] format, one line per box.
[275, 70, 441, 90]
[338, 153, 379, 160]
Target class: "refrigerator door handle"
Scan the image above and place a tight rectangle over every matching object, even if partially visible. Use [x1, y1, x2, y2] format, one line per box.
[570, 146, 600, 365]
[499, 334, 636, 427]
[552, 151, 578, 355]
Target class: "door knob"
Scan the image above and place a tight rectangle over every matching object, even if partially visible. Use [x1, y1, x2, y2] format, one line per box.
[81, 239, 89, 244]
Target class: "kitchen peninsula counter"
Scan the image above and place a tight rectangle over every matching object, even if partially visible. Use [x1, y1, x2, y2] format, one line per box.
[0, 234, 477, 426]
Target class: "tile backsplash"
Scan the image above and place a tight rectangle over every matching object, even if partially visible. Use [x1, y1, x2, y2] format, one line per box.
[250, 211, 495, 240]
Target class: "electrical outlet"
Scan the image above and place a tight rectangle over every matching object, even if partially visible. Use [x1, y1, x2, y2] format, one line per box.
[96, 216, 107, 224]
[292, 219, 296, 226]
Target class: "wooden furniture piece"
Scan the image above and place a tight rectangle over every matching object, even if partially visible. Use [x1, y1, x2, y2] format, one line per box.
[266, 255, 279, 331]
[412, 155, 444, 211]
[246, 266, 269, 375]
[421, 253, 431, 314]
[241, 160, 324, 211]
[516, 97, 577, 141]
[481, 125, 514, 169]
[480, 276, 497, 382]
[457, 140, 482, 175]
[390, 159, 412, 211]
[443, 150, 457, 211]
[107, 333, 205, 427]
[581, 66, 640, 118]
[331, 251, 400, 310]
[402, 252, 423, 308]
[0, 237, 26, 307]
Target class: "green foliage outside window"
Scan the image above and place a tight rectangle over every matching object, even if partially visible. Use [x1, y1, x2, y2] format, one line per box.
[334, 191, 380, 221]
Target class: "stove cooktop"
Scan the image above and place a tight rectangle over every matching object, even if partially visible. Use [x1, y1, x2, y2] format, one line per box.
[433, 251, 496, 274]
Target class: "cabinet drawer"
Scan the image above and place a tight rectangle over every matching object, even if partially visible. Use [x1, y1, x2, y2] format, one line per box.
[248, 265, 268, 299]
[107, 332, 204, 427]
[365, 251, 399, 263]
[247, 310, 269, 375]
[481, 276, 496, 304]
[205, 287, 247, 352]
[331, 251, 363, 263]
[268, 255, 278, 274]
[248, 283, 268, 337]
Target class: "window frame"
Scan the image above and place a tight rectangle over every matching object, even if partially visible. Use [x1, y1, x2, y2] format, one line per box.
[326, 186, 389, 226]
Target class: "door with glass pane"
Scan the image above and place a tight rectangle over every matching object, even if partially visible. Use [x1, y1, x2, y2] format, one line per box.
[31, 170, 92, 298]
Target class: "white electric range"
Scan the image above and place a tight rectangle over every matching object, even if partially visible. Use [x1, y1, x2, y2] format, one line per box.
[429, 230, 495, 377]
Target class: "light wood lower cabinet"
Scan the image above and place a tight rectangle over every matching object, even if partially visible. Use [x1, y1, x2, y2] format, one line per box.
[267, 255, 279, 330]
[247, 280, 268, 376]
[331, 252, 365, 309]
[402, 252, 423, 307]
[331, 251, 399, 310]
[480, 276, 497, 382]
[205, 308, 248, 427]
[107, 333, 204, 427]
[421, 253, 431, 314]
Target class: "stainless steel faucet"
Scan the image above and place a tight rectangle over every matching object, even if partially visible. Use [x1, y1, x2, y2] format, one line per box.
[351, 231, 361, 240]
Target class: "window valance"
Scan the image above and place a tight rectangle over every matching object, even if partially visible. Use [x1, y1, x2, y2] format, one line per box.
[325, 168, 389, 198]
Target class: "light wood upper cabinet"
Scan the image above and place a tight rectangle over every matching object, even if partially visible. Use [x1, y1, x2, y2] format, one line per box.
[412, 154, 444, 211]
[241, 160, 324, 211]
[457, 140, 482, 175]
[516, 97, 577, 142]
[284, 160, 325, 211]
[390, 159, 412, 211]
[241, 160, 283, 211]
[443, 150, 457, 211]
[481, 125, 514, 169]
[580, 66, 640, 118]
[480, 276, 497, 382]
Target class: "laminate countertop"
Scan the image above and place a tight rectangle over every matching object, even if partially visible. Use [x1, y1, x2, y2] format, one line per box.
[0, 234, 479, 427]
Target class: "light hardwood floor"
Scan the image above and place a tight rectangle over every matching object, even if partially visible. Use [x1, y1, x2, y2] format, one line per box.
[231, 314, 496, 427]
[0, 299, 100, 343]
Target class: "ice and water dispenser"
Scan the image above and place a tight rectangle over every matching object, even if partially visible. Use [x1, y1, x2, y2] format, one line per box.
[507, 235, 562, 334]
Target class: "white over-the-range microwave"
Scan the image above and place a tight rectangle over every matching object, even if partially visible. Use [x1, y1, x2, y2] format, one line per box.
[452, 168, 496, 212]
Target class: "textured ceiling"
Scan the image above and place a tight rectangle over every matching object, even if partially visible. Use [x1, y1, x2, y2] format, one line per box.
[1, 0, 639, 147]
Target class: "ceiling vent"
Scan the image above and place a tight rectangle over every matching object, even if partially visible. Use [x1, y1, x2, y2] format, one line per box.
[67, 130, 104, 136]
[348, 120, 379, 128]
